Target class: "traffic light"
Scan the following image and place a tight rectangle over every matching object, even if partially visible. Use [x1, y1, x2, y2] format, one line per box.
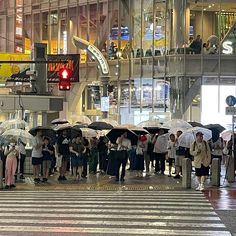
[58, 68, 71, 91]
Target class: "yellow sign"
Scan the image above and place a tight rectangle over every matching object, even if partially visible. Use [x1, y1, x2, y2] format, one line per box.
[0, 53, 30, 83]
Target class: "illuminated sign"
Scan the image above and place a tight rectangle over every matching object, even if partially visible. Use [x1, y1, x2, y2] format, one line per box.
[87, 45, 109, 75]
[47, 54, 80, 83]
[73, 36, 110, 76]
[222, 41, 233, 54]
[101, 97, 109, 112]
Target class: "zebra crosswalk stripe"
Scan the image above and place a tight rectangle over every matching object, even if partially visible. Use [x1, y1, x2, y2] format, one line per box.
[0, 190, 231, 236]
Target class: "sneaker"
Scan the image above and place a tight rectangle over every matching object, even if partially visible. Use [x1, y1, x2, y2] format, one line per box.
[195, 185, 201, 191]
[4, 185, 10, 189]
[42, 178, 48, 182]
[34, 178, 40, 183]
[10, 184, 16, 188]
[20, 175, 25, 179]
[173, 174, 180, 179]
[62, 176, 67, 181]
[199, 184, 205, 191]
[58, 176, 63, 181]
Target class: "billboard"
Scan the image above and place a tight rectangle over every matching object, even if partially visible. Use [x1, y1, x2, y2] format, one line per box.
[47, 54, 80, 83]
[0, 53, 80, 83]
[0, 53, 30, 83]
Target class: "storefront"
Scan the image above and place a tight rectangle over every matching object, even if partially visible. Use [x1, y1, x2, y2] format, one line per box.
[0, 0, 236, 124]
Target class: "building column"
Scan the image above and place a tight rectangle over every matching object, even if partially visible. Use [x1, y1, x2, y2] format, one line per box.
[172, 0, 190, 48]
[170, 76, 183, 119]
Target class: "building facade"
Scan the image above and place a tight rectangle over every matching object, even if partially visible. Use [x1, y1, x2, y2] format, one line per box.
[0, 0, 236, 126]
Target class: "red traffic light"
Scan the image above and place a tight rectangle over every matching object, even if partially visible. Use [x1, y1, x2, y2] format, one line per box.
[58, 68, 71, 90]
[59, 80, 71, 91]
[59, 68, 71, 80]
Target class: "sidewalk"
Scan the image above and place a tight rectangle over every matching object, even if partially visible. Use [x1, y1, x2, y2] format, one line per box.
[7, 164, 236, 191]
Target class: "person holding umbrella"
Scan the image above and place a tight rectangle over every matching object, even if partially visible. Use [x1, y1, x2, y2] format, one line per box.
[4, 141, 19, 189]
[190, 132, 211, 191]
[31, 130, 43, 184]
[116, 132, 131, 182]
[56, 129, 70, 181]
[153, 129, 168, 175]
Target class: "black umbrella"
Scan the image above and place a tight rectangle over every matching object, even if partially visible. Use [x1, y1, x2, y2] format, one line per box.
[205, 124, 225, 134]
[54, 124, 82, 138]
[88, 121, 113, 130]
[131, 128, 150, 136]
[188, 121, 204, 127]
[106, 128, 138, 145]
[29, 126, 56, 139]
[143, 127, 169, 135]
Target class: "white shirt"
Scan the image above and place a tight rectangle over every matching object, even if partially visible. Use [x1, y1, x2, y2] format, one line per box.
[31, 136, 43, 158]
[211, 138, 224, 156]
[18, 142, 26, 155]
[153, 134, 168, 153]
[116, 137, 131, 151]
[167, 140, 176, 159]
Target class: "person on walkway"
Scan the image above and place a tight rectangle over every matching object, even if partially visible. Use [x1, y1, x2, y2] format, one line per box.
[88, 137, 98, 174]
[116, 132, 131, 182]
[17, 138, 26, 179]
[153, 129, 168, 175]
[143, 135, 151, 175]
[134, 135, 146, 177]
[190, 34, 202, 54]
[42, 136, 54, 182]
[56, 130, 70, 181]
[32, 130, 43, 184]
[81, 138, 90, 178]
[174, 130, 186, 179]
[190, 132, 211, 191]
[70, 135, 84, 181]
[97, 136, 108, 174]
[167, 134, 176, 177]
[4, 141, 19, 189]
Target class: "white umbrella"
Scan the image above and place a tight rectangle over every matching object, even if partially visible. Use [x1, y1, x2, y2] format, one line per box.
[51, 118, 69, 125]
[178, 127, 212, 148]
[137, 120, 161, 128]
[74, 115, 92, 125]
[53, 123, 72, 132]
[80, 128, 98, 138]
[163, 119, 192, 134]
[220, 130, 236, 141]
[0, 119, 28, 132]
[99, 118, 119, 127]
[2, 129, 34, 144]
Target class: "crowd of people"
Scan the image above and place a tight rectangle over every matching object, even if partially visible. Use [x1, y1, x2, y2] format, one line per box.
[0, 125, 233, 191]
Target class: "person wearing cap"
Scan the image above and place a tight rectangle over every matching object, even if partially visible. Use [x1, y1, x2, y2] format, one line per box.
[190, 131, 211, 191]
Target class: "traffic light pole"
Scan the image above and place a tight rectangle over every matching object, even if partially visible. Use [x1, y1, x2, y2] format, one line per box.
[101, 76, 109, 119]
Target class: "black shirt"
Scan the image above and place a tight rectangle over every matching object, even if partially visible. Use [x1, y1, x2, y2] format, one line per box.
[57, 135, 70, 155]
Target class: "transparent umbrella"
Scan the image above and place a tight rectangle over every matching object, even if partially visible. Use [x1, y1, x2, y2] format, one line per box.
[0, 119, 28, 132]
[178, 127, 212, 148]
[2, 129, 34, 144]
[99, 118, 119, 127]
[163, 119, 192, 134]
[74, 115, 92, 125]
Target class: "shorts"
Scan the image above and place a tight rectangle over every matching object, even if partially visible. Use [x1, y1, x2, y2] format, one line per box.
[71, 154, 83, 167]
[43, 160, 51, 169]
[32, 157, 42, 166]
[195, 164, 210, 177]
[57, 155, 69, 168]
[175, 155, 185, 167]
